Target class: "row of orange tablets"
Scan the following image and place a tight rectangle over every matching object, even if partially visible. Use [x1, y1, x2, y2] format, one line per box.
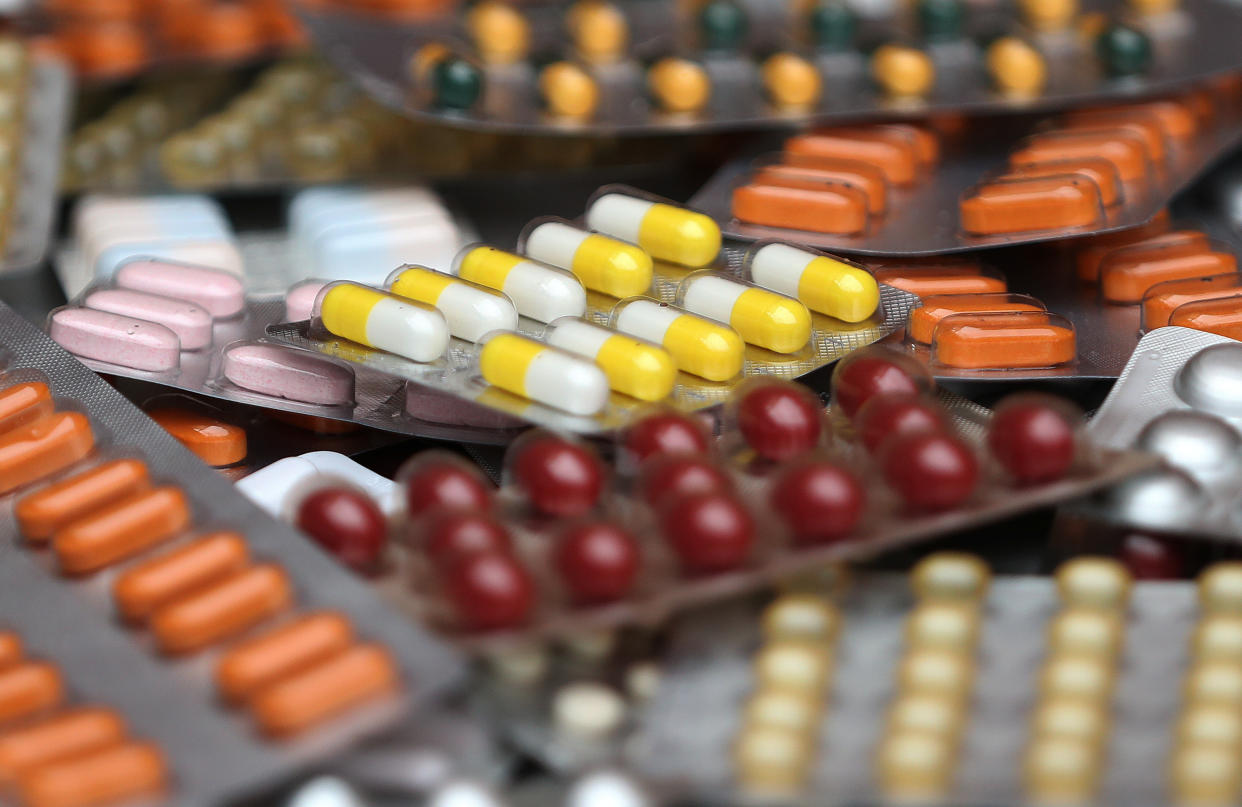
[0, 630, 168, 807]
[959, 97, 1206, 236]
[731, 123, 938, 235]
[0, 380, 399, 738]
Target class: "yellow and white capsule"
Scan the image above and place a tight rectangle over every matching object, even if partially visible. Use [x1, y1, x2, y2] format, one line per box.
[544, 317, 676, 402]
[611, 298, 744, 382]
[454, 245, 587, 323]
[386, 264, 518, 343]
[316, 281, 449, 362]
[746, 242, 881, 323]
[585, 189, 721, 268]
[679, 272, 812, 354]
[522, 219, 653, 298]
[477, 331, 609, 415]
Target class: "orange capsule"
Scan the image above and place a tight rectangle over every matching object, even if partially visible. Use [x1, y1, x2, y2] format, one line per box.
[1066, 100, 1197, 142]
[1169, 295, 1242, 339]
[52, 487, 190, 575]
[754, 161, 888, 215]
[1058, 114, 1167, 164]
[0, 708, 127, 784]
[1004, 157, 1122, 207]
[0, 634, 20, 672]
[0, 413, 94, 496]
[873, 263, 1007, 298]
[0, 383, 54, 437]
[1140, 273, 1242, 330]
[0, 663, 63, 725]
[216, 612, 355, 703]
[1099, 233, 1236, 303]
[183, 3, 265, 59]
[880, 123, 939, 166]
[250, 644, 399, 736]
[960, 176, 1102, 235]
[733, 182, 869, 234]
[151, 565, 293, 655]
[1074, 212, 1174, 282]
[1009, 129, 1151, 183]
[113, 532, 250, 623]
[932, 311, 1076, 369]
[16, 741, 166, 807]
[63, 22, 149, 78]
[785, 130, 920, 186]
[908, 293, 1046, 344]
[146, 408, 246, 468]
[16, 459, 150, 542]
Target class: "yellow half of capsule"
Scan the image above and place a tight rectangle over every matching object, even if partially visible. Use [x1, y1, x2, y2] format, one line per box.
[478, 332, 541, 396]
[637, 204, 722, 268]
[458, 247, 524, 291]
[319, 284, 384, 347]
[798, 257, 881, 323]
[389, 266, 455, 306]
[594, 334, 676, 401]
[662, 314, 744, 381]
[730, 288, 813, 354]
[572, 234, 653, 298]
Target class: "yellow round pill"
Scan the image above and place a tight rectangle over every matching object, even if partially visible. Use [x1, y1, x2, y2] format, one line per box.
[1019, 0, 1078, 30]
[1194, 614, 1242, 663]
[886, 692, 965, 739]
[1184, 661, 1242, 706]
[897, 648, 975, 700]
[904, 601, 980, 652]
[733, 724, 813, 793]
[1127, 0, 1178, 14]
[986, 36, 1047, 97]
[763, 594, 840, 644]
[1030, 697, 1110, 746]
[744, 687, 823, 736]
[870, 44, 935, 99]
[761, 52, 822, 109]
[754, 640, 834, 695]
[569, 0, 629, 64]
[539, 61, 599, 120]
[1200, 563, 1242, 614]
[910, 552, 991, 602]
[1055, 556, 1132, 611]
[467, 0, 530, 65]
[1178, 704, 1242, 749]
[647, 57, 712, 114]
[1047, 608, 1125, 658]
[1039, 653, 1115, 701]
[1170, 743, 1242, 806]
[875, 730, 955, 797]
[1023, 735, 1100, 802]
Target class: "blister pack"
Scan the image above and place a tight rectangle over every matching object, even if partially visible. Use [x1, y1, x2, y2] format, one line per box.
[296, 0, 1242, 134]
[0, 301, 463, 807]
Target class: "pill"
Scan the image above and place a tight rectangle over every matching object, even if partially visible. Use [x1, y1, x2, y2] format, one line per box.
[932, 311, 1076, 369]
[1185, 661, 1242, 705]
[959, 176, 1103, 235]
[1060, 115, 1166, 165]
[754, 640, 834, 694]
[1169, 743, 1242, 806]
[249, 644, 398, 736]
[897, 648, 975, 699]
[151, 564, 292, 655]
[1004, 157, 1122, 207]
[114, 259, 245, 318]
[544, 318, 676, 402]
[453, 246, 587, 323]
[0, 634, 19, 670]
[285, 279, 327, 322]
[757, 158, 888, 215]
[0, 708, 127, 783]
[1030, 698, 1110, 746]
[646, 57, 711, 114]
[387, 264, 519, 341]
[907, 293, 1045, 344]
[222, 343, 355, 406]
[316, 282, 449, 362]
[0, 382, 53, 436]
[875, 730, 954, 797]
[146, 408, 246, 467]
[568, 0, 628, 62]
[16, 741, 166, 807]
[1194, 614, 1242, 662]
[1023, 736, 1099, 803]
[49, 308, 180, 373]
[1048, 609, 1125, 657]
[873, 263, 1007, 297]
[52, 486, 190, 575]
[1177, 704, 1242, 748]
[1101, 248, 1237, 304]
[0, 663, 62, 723]
[745, 242, 879, 323]
[522, 220, 653, 299]
[910, 552, 991, 602]
[679, 273, 811, 354]
[1170, 296, 1242, 340]
[1074, 99, 1197, 141]
[586, 190, 721, 268]
[886, 693, 965, 739]
[744, 688, 822, 735]
[733, 724, 813, 793]
[1009, 129, 1150, 183]
[113, 532, 249, 622]
[905, 601, 980, 651]
[1198, 564, 1242, 614]
[81, 288, 213, 351]
[733, 181, 869, 236]
[1141, 273, 1242, 330]
[763, 595, 840, 643]
[870, 44, 935, 99]
[986, 36, 1046, 96]
[16, 459, 149, 542]
[0, 413, 94, 495]
[1073, 210, 1173, 282]
[477, 332, 609, 415]
[539, 61, 599, 119]
[467, 0, 529, 64]
[761, 52, 822, 109]
[612, 299, 744, 381]
[552, 682, 627, 738]
[785, 129, 919, 186]
[1039, 653, 1115, 700]
[1056, 557, 1131, 610]
[216, 612, 354, 703]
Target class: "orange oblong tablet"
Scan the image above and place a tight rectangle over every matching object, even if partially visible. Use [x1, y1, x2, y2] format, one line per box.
[0, 634, 21, 671]
[52, 487, 190, 575]
[1009, 129, 1151, 183]
[785, 130, 920, 186]
[907, 292, 1046, 344]
[1059, 113, 1167, 164]
[754, 159, 888, 215]
[1099, 237, 1237, 303]
[151, 564, 293, 655]
[249, 644, 399, 736]
[0, 383, 54, 436]
[872, 263, 1007, 297]
[732, 181, 869, 235]
[1140, 272, 1242, 331]
[931, 311, 1076, 369]
[1004, 156, 1122, 207]
[1074, 212, 1174, 282]
[16, 741, 166, 807]
[0, 708, 127, 784]
[16, 459, 150, 542]
[183, 3, 264, 60]
[959, 176, 1103, 235]
[113, 532, 250, 622]
[0, 413, 94, 496]
[877, 124, 939, 166]
[216, 612, 355, 703]
[146, 408, 246, 467]
[0, 663, 63, 725]
[1170, 295, 1242, 340]
[1067, 100, 1197, 142]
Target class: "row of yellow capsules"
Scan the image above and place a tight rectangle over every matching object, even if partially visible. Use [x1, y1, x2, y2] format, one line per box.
[0, 301, 463, 807]
[295, 0, 1242, 133]
[628, 553, 1242, 807]
[689, 77, 1242, 255]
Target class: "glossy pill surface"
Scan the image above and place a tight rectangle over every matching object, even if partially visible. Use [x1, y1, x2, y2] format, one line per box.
[222, 344, 355, 406]
[456, 247, 587, 323]
[82, 288, 213, 350]
[16, 458, 149, 541]
[113, 531, 249, 622]
[115, 259, 244, 317]
[52, 486, 190, 575]
[151, 564, 292, 654]
[216, 612, 355, 702]
[524, 220, 653, 299]
[388, 264, 518, 342]
[50, 308, 180, 372]
[587, 192, 720, 268]
[478, 332, 610, 415]
[318, 282, 449, 363]
[0, 413, 94, 495]
[747, 242, 879, 322]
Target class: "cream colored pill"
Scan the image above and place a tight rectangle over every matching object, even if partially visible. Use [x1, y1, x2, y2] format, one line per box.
[733, 725, 813, 793]
[1178, 704, 1242, 748]
[1194, 615, 1242, 662]
[897, 649, 975, 699]
[1056, 557, 1132, 611]
[1039, 653, 1115, 701]
[1170, 743, 1242, 805]
[1030, 697, 1110, 746]
[886, 693, 965, 739]
[552, 682, 626, 739]
[753, 640, 834, 695]
[910, 552, 991, 602]
[1047, 609, 1125, 658]
[1184, 662, 1242, 706]
[1023, 735, 1100, 802]
[875, 730, 955, 797]
[762, 595, 840, 644]
[744, 688, 822, 735]
[1200, 563, 1242, 614]
[904, 601, 980, 652]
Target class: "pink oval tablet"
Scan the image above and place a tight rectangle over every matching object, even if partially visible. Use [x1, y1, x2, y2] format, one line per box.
[223, 344, 355, 406]
[405, 384, 525, 430]
[115, 260, 245, 318]
[83, 288, 214, 351]
[49, 308, 181, 372]
[285, 280, 328, 322]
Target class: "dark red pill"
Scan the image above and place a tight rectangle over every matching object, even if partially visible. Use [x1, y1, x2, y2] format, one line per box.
[404, 459, 492, 516]
[1120, 533, 1185, 580]
[555, 521, 642, 604]
[770, 461, 865, 544]
[509, 435, 604, 517]
[988, 401, 1076, 485]
[735, 381, 824, 462]
[296, 487, 387, 572]
[855, 394, 945, 454]
[660, 492, 755, 574]
[622, 412, 710, 466]
[445, 551, 536, 631]
[881, 432, 979, 512]
[423, 511, 512, 568]
[638, 454, 732, 509]
[833, 355, 921, 419]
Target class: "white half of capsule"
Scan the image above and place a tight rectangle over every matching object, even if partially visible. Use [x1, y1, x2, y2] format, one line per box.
[545, 318, 613, 355]
[526, 349, 610, 415]
[613, 299, 681, 342]
[586, 193, 649, 245]
[525, 221, 590, 269]
[749, 242, 813, 299]
[511, 262, 586, 322]
[366, 297, 450, 362]
[681, 275, 747, 324]
[437, 283, 519, 342]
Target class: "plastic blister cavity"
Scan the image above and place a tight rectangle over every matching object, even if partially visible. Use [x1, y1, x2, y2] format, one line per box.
[929, 311, 1076, 370]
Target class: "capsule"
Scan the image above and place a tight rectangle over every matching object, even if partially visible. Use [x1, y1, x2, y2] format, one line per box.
[0, 382, 53, 436]
[478, 332, 610, 415]
[216, 612, 355, 703]
[453, 246, 587, 323]
[521, 219, 653, 299]
[1141, 273, 1242, 331]
[907, 293, 1046, 344]
[960, 176, 1103, 235]
[150, 564, 292, 655]
[0, 663, 62, 723]
[16, 741, 167, 807]
[585, 190, 721, 268]
[1170, 296, 1242, 340]
[873, 263, 1007, 298]
[679, 273, 811, 354]
[316, 282, 449, 362]
[784, 130, 919, 186]
[1005, 157, 1122, 207]
[1073, 211, 1173, 282]
[612, 299, 744, 381]
[386, 264, 518, 342]
[17, 459, 150, 542]
[732, 180, 869, 235]
[1100, 237, 1237, 303]
[0, 413, 95, 495]
[113, 532, 249, 622]
[52, 486, 190, 575]
[249, 644, 399, 736]
[931, 311, 1076, 370]
[0, 708, 127, 783]
[1009, 129, 1150, 183]
[544, 318, 676, 402]
[746, 242, 880, 322]
[758, 157, 888, 215]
